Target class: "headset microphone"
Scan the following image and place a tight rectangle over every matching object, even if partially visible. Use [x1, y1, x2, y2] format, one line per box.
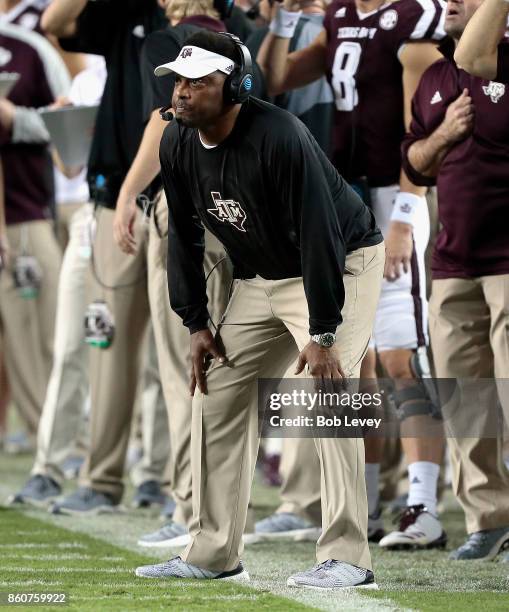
[159, 105, 174, 122]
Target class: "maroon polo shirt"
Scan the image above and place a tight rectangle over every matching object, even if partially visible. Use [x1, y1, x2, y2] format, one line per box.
[0, 25, 55, 225]
[402, 39, 509, 280]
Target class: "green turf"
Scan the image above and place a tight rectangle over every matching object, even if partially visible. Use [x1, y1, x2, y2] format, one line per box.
[1, 451, 508, 611]
[365, 591, 509, 611]
[0, 508, 312, 611]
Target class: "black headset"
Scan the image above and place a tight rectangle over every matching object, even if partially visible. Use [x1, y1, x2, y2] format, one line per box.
[214, 0, 235, 19]
[219, 32, 254, 104]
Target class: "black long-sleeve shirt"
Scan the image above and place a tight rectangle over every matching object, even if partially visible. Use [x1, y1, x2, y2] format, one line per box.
[160, 97, 382, 335]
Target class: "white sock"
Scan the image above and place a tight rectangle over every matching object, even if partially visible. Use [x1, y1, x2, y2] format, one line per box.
[407, 461, 440, 516]
[365, 463, 380, 516]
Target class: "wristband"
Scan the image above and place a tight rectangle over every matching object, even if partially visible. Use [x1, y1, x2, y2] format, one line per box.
[269, 7, 302, 39]
[390, 192, 426, 226]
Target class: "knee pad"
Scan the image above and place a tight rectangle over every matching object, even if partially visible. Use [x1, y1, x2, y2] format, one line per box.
[390, 348, 442, 421]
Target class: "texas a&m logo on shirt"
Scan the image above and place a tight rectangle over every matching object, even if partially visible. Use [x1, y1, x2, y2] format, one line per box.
[482, 81, 506, 103]
[208, 192, 247, 232]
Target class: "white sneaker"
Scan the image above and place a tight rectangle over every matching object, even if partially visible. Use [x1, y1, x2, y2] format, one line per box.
[137, 522, 189, 548]
[138, 523, 260, 548]
[135, 555, 250, 582]
[255, 512, 321, 542]
[287, 560, 378, 590]
[379, 504, 447, 550]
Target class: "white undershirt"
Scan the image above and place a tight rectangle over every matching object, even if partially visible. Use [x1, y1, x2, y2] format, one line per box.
[199, 131, 218, 149]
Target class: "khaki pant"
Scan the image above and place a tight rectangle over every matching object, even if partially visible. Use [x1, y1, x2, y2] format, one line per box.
[56, 202, 84, 251]
[182, 242, 385, 572]
[130, 324, 170, 487]
[82, 201, 231, 527]
[0, 220, 61, 435]
[32, 203, 93, 482]
[429, 275, 509, 533]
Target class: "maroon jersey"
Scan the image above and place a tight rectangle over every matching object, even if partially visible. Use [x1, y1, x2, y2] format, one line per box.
[324, 0, 446, 186]
[1, 0, 48, 34]
[402, 41, 509, 279]
[0, 23, 60, 225]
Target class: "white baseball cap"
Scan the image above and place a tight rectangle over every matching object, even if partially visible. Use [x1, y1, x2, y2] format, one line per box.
[155, 45, 236, 79]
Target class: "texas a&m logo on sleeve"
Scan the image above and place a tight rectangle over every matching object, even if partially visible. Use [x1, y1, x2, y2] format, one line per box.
[207, 192, 247, 232]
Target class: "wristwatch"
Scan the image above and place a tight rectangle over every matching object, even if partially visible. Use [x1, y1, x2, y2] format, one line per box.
[311, 333, 336, 348]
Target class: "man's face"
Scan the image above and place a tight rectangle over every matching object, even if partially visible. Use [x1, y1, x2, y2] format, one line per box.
[172, 71, 228, 128]
[445, 0, 484, 39]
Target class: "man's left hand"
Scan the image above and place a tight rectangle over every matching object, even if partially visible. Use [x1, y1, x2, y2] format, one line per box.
[295, 341, 346, 389]
[384, 221, 413, 281]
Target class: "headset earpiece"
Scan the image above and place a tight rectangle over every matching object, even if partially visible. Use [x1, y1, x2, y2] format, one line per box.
[219, 32, 254, 105]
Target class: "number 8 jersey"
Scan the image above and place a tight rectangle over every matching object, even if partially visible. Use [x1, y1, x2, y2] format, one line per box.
[324, 0, 446, 187]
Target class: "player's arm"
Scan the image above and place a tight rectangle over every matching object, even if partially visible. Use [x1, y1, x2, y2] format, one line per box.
[384, 42, 442, 281]
[406, 89, 475, 178]
[41, 0, 88, 38]
[115, 34, 181, 254]
[256, 0, 327, 96]
[0, 99, 49, 144]
[113, 110, 167, 254]
[454, 0, 508, 79]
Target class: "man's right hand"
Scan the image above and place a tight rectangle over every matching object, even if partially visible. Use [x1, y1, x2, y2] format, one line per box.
[437, 88, 475, 145]
[190, 329, 226, 396]
[113, 192, 138, 255]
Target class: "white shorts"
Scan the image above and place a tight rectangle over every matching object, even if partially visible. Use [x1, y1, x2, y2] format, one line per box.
[368, 185, 429, 352]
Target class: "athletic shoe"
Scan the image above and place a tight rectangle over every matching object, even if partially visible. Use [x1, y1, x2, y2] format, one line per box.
[255, 512, 321, 542]
[3, 431, 34, 455]
[138, 522, 263, 548]
[8, 475, 61, 508]
[132, 480, 167, 509]
[138, 522, 189, 548]
[379, 505, 447, 550]
[287, 559, 378, 590]
[135, 555, 250, 582]
[50, 487, 120, 515]
[449, 527, 509, 561]
[61, 456, 85, 480]
[262, 453, 282, 487]
[367, 507, 385, 543]
[159, 498, 176, 520]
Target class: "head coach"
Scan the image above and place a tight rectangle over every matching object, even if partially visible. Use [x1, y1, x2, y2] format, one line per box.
[135, 31, 385, 589]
